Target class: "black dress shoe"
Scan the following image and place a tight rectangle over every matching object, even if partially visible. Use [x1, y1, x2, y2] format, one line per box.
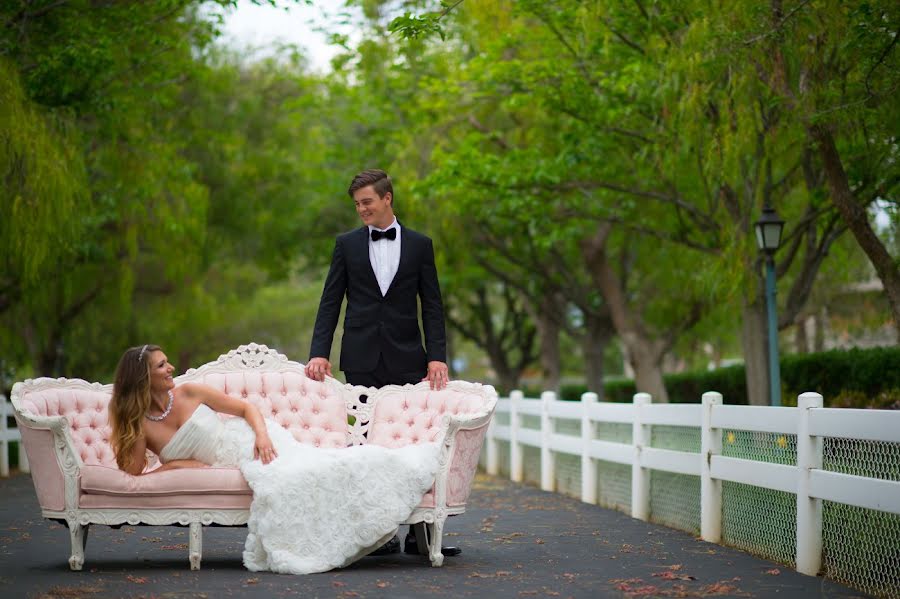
[404, 533, 462, 556]
[368, 535, 401, 556]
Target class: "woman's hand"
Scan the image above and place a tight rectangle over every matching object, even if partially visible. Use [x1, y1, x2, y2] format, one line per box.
[254, 434, 278, 465]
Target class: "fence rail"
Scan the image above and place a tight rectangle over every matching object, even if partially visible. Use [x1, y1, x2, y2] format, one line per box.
[1, 395, 29, 477]
[484, 390, 900, 597]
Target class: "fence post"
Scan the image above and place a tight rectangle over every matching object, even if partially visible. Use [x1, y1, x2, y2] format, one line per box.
[796, 392, 824, 576]
[486, 404, 499, 476]
[631, 392, 652, 521]
[0, 399, 8, 477]
[510, 390, 524, 483]
[540, 391, 556, 491]
[700, 392, 723, 543]
[18, 439, 29, 473]
[581, 392, 598, 504]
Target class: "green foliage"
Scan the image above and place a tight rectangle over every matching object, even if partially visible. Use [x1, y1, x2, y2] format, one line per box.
[388, 1, 464, 40]
[0, 58, 87, 287]
[553, 347, 900, 409]
[2, 0, 895, 401]
[389, 12, 447, 40]
[780, 347, 900, 408]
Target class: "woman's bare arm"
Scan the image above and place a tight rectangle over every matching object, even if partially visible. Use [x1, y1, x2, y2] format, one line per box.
[122, 435, 148, 476]
[181, 382, 278, 464]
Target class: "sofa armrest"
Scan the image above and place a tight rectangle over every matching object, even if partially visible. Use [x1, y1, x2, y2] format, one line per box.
[432, 410, 494, 510]
[13, 410, 82, 513]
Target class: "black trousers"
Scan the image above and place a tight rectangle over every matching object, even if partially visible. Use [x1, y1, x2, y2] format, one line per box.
[344, 353, 425, 388]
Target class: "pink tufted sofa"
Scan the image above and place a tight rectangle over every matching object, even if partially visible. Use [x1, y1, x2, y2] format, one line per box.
[11, 344, 497, 571]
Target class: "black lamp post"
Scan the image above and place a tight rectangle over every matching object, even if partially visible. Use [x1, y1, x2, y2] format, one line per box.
[754, 206, 785, 407]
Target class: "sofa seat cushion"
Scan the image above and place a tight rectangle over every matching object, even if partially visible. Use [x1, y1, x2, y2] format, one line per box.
[80, 465, 251, 497]
[78, 493, 253, 510]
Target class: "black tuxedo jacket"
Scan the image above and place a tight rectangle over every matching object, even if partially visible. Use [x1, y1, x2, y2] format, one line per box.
[309, 225, 447, 375]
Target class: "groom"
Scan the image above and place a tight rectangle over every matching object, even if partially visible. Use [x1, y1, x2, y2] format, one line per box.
[306, 168, 460, 557]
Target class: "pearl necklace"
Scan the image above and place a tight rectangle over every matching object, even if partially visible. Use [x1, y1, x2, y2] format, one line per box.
[146, 390, 175, 422]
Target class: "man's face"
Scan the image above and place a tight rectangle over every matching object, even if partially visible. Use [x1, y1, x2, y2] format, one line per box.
[353, 185, 394, 229]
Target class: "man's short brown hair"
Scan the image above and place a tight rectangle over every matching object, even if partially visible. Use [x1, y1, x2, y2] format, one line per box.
[348, 169, 393, 202]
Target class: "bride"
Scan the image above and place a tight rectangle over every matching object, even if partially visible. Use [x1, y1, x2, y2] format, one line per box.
[108, 344, 440, 574]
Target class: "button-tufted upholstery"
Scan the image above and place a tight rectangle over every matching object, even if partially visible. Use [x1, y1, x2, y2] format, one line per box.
[20, 388, 117, 467]
[198, 371, 348, 448]
[368, 388, 489, 448]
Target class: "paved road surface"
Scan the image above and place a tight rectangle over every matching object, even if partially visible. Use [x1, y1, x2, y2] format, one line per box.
[0, 472, 866, 598]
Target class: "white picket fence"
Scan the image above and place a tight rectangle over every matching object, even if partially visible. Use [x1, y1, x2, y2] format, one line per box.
[0, 395, 29, 476]
[484, 390, 900, 596]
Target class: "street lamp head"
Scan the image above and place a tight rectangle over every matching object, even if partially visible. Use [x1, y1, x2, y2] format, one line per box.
[754, 206, 785, 253]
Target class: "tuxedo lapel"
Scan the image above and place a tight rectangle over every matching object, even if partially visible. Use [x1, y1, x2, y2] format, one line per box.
[384, 227, 410, 298]
[353, 226, 381, 291]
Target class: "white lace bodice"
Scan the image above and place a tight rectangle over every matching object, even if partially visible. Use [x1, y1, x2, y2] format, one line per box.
[154, 403, 441, 574]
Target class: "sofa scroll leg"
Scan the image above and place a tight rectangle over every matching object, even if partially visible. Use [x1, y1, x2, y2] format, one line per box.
[429, 518, 445, 568]
[189, 522, 202, 570]
[68, 522, 89, 571]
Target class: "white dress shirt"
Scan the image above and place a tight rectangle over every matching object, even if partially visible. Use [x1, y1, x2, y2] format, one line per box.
[368, 218, 401, 296]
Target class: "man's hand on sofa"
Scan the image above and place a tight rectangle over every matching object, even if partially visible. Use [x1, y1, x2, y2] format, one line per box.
[305, 357, 332, 381]
[423, 361, 450, 390]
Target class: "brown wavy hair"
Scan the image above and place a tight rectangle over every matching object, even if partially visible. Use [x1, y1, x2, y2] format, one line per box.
[109, 345, 159, 472]
[348, 169, 393, 205]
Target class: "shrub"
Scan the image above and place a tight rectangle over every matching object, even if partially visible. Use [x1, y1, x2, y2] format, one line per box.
[526, 346, 900, 408]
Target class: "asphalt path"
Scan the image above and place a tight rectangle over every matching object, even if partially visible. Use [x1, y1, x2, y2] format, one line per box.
[0, 471, 867, 598]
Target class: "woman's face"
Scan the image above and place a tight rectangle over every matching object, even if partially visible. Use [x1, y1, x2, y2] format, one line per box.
[146, 350, 175, 393]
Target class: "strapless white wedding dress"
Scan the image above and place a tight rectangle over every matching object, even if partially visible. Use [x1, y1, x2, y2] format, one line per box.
[159, 404, 440, 574]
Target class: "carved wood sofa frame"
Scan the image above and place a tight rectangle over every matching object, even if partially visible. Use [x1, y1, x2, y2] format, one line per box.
[11, 344, 497, 570]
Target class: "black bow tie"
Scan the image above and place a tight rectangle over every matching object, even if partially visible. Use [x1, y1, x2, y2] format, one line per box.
[371, 228, 397, 241]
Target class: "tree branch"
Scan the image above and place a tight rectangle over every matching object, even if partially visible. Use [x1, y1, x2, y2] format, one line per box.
[865, 24, 900, 98]
[742, 0, 813, 46]
[603, 19, 645, 55]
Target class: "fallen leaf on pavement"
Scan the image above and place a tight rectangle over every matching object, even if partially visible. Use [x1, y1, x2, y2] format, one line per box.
[43, 586, 103, 597]
[652, 570, 696, 581]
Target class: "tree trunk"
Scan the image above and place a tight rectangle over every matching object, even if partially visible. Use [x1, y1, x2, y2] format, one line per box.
[741, 298, 771, 406]
[582, 226, 670, 402]
[530, 294, 562, 393]
[489, 349, 520, 394]
[814, 308, 826, 352]
[628, 340, 669, 403]
[794, 315, 809, 354]
[810, 124, 900, 338]
[177, 349, 195, 379]
[582, 310, 614, 400]
[24, 319, 62, 377]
